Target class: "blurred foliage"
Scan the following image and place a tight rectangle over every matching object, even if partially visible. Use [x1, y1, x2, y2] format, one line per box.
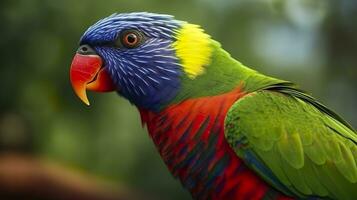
[0, 0, 356, 199]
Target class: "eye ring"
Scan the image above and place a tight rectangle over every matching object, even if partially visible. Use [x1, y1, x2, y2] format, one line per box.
[120, 30, 143, 48]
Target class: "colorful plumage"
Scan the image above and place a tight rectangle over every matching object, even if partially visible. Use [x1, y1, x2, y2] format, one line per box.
[69, 12, 357, 200]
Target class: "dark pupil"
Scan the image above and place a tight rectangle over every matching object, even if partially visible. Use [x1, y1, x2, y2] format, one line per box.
[127, 34, 137, 44]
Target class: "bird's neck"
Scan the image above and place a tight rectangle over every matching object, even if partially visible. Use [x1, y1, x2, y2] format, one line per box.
[164, 40, 284, 109]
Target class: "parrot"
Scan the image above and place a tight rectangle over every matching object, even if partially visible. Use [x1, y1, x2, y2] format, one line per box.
[69, 12, 357, 200]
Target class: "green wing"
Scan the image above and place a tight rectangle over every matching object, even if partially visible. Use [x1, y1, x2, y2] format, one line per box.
[224, 87, 357, 199]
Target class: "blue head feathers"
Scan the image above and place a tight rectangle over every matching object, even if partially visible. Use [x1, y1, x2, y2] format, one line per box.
[80, 12, 183, 111]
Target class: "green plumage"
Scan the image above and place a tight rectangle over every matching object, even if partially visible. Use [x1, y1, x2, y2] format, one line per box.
[172, 39, 357, 199]
[175, 39, 357, 199]
[225, 86, 357, 199]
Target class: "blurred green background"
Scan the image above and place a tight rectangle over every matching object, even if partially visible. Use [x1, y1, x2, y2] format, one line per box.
[0, 0, 356, 199]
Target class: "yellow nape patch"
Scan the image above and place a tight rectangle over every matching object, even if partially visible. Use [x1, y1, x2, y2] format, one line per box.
[173, 23, 212, 79]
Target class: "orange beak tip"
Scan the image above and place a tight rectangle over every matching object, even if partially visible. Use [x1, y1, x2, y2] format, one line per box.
[71, 81, 91, 106]
[81, 96, 90, 106]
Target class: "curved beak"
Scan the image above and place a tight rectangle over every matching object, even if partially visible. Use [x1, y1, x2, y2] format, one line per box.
[70, 53, 115, 105]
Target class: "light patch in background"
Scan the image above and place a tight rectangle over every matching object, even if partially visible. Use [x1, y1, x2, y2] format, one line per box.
[251, 22, 325, 70]
[284, 0, 328, 29]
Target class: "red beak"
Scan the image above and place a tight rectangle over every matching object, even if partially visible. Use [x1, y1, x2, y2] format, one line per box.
[70, 53, 116, 105]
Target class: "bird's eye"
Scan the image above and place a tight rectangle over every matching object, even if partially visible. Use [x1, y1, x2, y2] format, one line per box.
[120, 30, 143, 48]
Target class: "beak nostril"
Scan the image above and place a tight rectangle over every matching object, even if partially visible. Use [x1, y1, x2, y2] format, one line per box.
[77, 44, 96, 55]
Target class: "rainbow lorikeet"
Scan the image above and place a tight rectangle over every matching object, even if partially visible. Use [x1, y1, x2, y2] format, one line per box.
[69, 12, 357, 200]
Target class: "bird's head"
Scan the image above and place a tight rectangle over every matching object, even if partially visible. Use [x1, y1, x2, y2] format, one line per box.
[70, 12, 213, 111]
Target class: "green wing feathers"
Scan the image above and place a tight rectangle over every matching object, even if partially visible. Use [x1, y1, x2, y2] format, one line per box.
[224, 89, 357, 199]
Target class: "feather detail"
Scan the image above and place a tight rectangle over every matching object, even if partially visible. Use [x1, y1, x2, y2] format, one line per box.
[139, 87, 292, 200]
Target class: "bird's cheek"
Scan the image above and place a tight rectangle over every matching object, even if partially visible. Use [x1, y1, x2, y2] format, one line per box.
[70, 53, 116, 105]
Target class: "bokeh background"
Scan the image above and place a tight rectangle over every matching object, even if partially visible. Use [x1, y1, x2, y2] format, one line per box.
[0, 0, 356, 199]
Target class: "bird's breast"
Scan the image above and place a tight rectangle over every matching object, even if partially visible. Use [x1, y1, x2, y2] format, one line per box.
[139, 88, 291, 200]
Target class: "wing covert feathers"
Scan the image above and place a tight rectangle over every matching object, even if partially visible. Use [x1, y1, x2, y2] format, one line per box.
[224, 89, 357, 199]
